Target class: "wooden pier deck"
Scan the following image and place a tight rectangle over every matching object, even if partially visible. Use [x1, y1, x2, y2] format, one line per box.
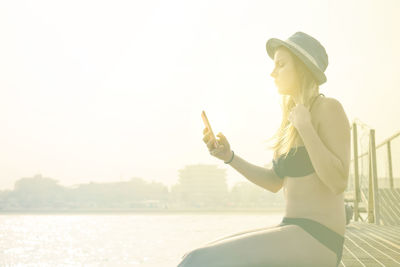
[341, 124, 400, 266]
[340, 222, 400, 266]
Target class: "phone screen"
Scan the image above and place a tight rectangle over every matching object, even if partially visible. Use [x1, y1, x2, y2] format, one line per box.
[201, 110, 218, 148]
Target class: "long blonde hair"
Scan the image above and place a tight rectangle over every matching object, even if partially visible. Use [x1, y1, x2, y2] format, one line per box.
[266, 48, 321, 160]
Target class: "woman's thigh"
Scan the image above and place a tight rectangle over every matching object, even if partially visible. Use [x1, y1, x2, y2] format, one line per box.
[201, 225, 279, 247]
[177, 225, 337, 267]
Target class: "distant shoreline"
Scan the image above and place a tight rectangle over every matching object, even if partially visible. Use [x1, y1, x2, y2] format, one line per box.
[0, 208, 284, 214]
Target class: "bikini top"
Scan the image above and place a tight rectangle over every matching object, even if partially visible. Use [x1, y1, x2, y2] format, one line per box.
[272, 146, 315, 179]
[271, 93, 324, 179]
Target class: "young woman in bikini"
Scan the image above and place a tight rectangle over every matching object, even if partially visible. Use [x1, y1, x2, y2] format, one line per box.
[178, 31, 351, 267]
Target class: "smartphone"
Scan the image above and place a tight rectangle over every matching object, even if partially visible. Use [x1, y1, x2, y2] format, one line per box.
[201, 110, 219, 148]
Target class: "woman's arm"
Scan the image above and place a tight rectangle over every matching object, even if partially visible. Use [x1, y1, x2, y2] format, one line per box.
[297, 98, 351, 195]
[227, 153, 283, 193]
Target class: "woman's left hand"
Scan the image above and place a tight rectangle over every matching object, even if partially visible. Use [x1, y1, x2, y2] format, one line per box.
[288, 104, 312, 132]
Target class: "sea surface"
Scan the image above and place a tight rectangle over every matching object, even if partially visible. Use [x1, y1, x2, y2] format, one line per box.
[0, 212, 284, 267]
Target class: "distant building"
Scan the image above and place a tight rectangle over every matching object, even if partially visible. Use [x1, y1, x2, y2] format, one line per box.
[171, 164, 229, 208]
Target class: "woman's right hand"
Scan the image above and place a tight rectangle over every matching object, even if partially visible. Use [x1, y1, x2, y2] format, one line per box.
[202, 128, 233, 162]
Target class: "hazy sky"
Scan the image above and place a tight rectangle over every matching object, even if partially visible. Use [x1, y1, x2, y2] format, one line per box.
[0, 0, 399, 190]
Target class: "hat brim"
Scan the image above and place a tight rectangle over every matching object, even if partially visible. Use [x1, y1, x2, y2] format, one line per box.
[266, 38, 327, 85]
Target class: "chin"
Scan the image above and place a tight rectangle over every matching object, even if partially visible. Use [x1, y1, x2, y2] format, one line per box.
[277, 87, 289, 95]
[277, 85, 295, 96]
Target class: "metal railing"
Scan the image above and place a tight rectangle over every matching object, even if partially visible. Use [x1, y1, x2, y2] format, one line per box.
[349, 118, 400, 225]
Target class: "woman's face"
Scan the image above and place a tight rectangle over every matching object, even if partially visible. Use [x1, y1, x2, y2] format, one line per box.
[270, 47, 300, 96]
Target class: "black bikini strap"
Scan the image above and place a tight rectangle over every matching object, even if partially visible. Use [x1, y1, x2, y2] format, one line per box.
[309, 93, 324, 112]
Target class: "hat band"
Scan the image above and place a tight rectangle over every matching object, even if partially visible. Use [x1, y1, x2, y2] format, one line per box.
[285, 39, 320, 70]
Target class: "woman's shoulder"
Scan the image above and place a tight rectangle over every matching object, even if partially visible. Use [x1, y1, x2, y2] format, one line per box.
[313, 96, 344, 114]
[312, 96, 346, 129]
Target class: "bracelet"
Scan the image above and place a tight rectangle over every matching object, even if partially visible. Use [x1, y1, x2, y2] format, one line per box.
[224, 151, 235, 164]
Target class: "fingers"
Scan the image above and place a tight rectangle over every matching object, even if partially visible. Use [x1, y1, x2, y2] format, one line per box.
[202, 128, 215, 145]
[203, 131, 212, 144]
[204, 131, 224, 143]
[209, 142, 226, 157]
[216, 133, 226, 145]
[203, 129, 227, 153]
[206, 138, 217, 149]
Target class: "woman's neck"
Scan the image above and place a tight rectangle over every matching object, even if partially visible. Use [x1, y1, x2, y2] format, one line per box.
[291, 92, 302, 105]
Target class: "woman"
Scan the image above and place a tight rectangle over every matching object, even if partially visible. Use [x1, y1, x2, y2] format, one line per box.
[178, 32, 351, 267]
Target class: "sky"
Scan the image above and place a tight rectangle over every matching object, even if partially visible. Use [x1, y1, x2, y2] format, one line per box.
[0, 0, 399, 190]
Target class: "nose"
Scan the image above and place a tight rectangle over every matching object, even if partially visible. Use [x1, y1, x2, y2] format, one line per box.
[270, 68, 277, 78]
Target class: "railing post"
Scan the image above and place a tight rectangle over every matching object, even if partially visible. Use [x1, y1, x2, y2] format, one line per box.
[352, 123, 360, 221]
[368, 146, 374, 223]
[370, 129, 380, 225]
[387, 141, 394, 189]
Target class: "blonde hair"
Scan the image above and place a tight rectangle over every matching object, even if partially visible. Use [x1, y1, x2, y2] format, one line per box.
[265, 47, 321, 160]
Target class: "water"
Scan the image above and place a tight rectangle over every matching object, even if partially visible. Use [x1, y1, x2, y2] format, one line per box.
[0, 212, 284, 266]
